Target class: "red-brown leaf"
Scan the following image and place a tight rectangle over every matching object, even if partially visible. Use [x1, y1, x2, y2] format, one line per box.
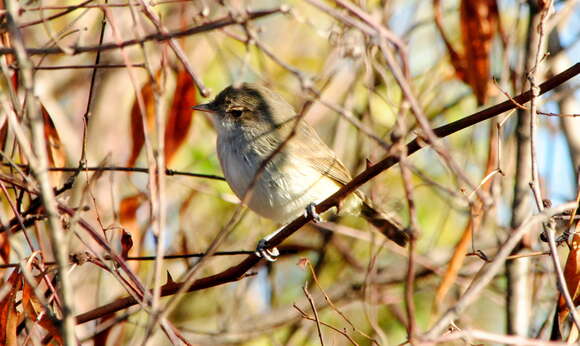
[127, 76, 157, 168]
[41, 105, 66, 184]
[433, 0, 467, 81]
[460, 0, 499, 105]
[0, 120, 7, 153]
[164, 69, 196, 164]
[0, 270, 22, 346]
[0, 231, 10, 264]
[22, 276, 62, 343]
[558, 231, 580, 328]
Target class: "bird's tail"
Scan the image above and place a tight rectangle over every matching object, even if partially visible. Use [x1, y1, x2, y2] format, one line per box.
[360, 199, 409, 247]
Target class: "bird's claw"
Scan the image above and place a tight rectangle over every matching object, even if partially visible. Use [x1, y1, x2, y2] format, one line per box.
[255, 239, 280, 262]
[305, 202, 322, 223]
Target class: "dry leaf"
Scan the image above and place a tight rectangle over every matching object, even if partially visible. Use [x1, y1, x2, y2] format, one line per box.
[41, 105, 66, 185]
[460, 0, 499, 105]
[165, 68, 196, 164]
[0, 231, 10, 264]
[434, 124, 498, 309]
[435, 217, 476, 307]
[0, 120, 7, 153]
[0, 270, 22, 346]
[433, 0, 499, 105]
[127, 73, 158, 168]
[22, 277, 62, 343]
[433, 0, 467, 81]
[558, 233, 580, 328]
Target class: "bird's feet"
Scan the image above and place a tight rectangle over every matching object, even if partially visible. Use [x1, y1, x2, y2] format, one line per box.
[255, 238, 280, 262]
[255, 203, 321, 262]
[304, 202, 322, 223]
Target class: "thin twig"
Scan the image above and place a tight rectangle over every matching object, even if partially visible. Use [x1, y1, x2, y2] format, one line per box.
[17, 0, 93, 29]
[293, 304, 358, 346]
[528, 1, 553, 212]
[424, 202, 577, 339]
[0, 164, 226, 180]
[20, 0, 190, 11]
[79, 4, 107, 170]
[0, 8, 284, 56]
[5, 3, 77, 343]
[538, 111, 579, 117]
[10, 63, 146, 70]
[304, 258, 376, 342]
[398, 120, 419, 340]
[138, 0, 208, 96]
[0, 251, 260, 269]
[303, 283, 325, 345]
[427, 328, 568, 345]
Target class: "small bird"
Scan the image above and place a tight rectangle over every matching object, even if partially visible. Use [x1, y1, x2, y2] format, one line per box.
[193, 83, 408, 260]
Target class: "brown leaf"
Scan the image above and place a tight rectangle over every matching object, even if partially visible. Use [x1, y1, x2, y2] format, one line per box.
[127, 74, 158, 168]
[165, 69, 196, 164]
[0, 231, 10, 264]
[558, 232, 580, 328]
[0, 270, 22, 346]
[460, 0, 499, 105]
[434, 124, 498, 309]
[41, 105, 66, 184]
[433, 0, 499, 105]
[22, 276, 62, 343]
[0, 120, 7, 153]
[435, 217, 476, 307]
[433, 0, 467, 81]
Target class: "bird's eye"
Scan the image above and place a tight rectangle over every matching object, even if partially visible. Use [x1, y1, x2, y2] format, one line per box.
[229, 109, 243, 118]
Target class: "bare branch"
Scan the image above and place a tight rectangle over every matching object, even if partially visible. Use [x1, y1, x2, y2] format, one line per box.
[74, 64, 579, 325]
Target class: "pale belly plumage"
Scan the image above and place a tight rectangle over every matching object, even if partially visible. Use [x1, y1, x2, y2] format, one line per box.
[217, 138, 342, 223]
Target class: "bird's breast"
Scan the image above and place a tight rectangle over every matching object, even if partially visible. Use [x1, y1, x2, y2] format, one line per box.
[216, 136, 341, 222]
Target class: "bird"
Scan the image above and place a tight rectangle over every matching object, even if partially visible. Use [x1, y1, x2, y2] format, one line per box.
[192, 83, 408, 260]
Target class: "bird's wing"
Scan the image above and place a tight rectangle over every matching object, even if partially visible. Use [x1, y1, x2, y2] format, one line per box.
[289, 121, 352, 186]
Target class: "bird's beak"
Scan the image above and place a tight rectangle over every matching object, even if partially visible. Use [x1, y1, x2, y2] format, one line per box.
[191, 103, 216, 114]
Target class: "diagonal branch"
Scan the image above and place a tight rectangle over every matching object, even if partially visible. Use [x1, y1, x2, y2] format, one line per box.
[75, 62, 579, 325]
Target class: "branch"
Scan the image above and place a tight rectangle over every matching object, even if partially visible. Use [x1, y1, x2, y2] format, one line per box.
[0, 163, 226, 180]
[75, 63, 579, 325]
[5, 3, 77, 343]
[0, 7, 285, 56]
[424, 202, 576, 339]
